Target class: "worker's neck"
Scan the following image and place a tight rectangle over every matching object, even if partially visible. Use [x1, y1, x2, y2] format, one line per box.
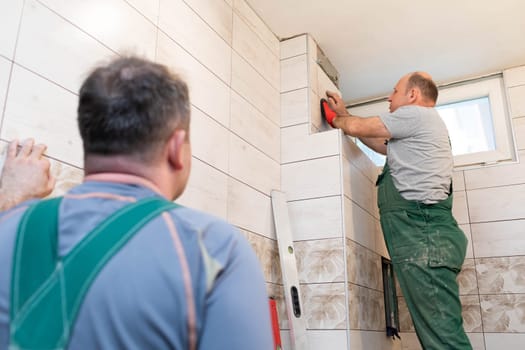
[84, 155, 174, 199]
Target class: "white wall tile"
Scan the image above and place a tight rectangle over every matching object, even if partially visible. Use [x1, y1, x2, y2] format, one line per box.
[190, 106, 229, 172]
[0, 57, 10, 123]
[342, 135, 381, 184]
[468, 184, 525, 223]
[156, 32, 230, 127]
[453, 170, 466, 191]
[281, 88, 309, 127]
[223, 0, 232, 6]
[2, 65, 82, 167]
[504, 65, 525, 88]
[228, 133, 280, 195]
[460, 224, 474, 259]
[16, 0, 114, 93]
[281, 330, 348, 350]
[280, 54, 308, 93]
[231, 51, 279, 122]
[514, 117, 525, 150]
[464, 152, 525, 190]
[309, 59, 319, 97]
[375, 220, 389, 258]
[227, 177, 274, 239]
[232, 0, 279, 57]
[230, 91, 279, 162]
[177, 157, 228, 219]
[158, 0, 230, 83]
[0, 0, 24, 59]
[472, 219, 525, 257]
[125, 0, 159, 24]
[233, 13, 279, 89]
[280, 35, 307, 60]
[183, 0, 233, 45]
[281, 124, 339, 164]
[307, 35, 318, 63]
[281, 156, 341, 201]
[452, 190, 470, 225]
[40, 0, 157, 59]
[342, 159, 376, 217]
[288, 196, 343, 241]
[508, 85, 525, 118]
[485, 333, 525, 350]
[317, 64, 339, 101]
[310, 88, 323, 129]
[344, 197, 377, 251]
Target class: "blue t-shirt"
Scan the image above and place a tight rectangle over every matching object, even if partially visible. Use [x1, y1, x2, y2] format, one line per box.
[0, 181, 273, 349]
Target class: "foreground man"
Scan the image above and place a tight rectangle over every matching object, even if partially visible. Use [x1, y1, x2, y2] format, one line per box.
[0, 56, 273, 349]
[325, 72, 471, 349]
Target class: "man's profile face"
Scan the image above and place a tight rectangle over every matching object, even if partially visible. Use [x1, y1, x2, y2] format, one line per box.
[387, 75, 411, 113]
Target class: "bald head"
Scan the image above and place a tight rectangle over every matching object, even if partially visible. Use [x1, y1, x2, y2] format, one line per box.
[405, 72, 438, 105]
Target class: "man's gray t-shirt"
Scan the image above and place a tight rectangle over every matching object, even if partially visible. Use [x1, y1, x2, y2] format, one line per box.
[379, 105, 453, 204]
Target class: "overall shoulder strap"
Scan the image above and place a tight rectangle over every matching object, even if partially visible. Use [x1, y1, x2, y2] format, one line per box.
[10, 196, 179, 350]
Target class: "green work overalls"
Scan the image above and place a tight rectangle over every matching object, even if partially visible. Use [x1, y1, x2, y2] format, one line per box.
[377, 163, 472, 350]
[9, 196, 178, 350]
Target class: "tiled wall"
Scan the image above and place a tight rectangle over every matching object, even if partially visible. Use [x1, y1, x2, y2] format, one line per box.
[388, 65, 525, 350]
[0, 0, 283, 309]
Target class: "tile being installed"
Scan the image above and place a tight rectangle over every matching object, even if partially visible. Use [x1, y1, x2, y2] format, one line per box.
[346, 239, 382, 291]
[348, 283, 384, 331]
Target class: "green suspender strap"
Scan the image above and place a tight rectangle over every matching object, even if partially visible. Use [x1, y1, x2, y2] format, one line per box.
[10, 196, 179, 350]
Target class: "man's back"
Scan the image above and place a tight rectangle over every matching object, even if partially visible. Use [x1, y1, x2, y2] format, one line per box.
[0, 179, 273, 349]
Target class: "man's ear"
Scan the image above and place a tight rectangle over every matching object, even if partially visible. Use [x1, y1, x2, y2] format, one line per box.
[167, 129, 187, 170]
[408, 88, 418, 103]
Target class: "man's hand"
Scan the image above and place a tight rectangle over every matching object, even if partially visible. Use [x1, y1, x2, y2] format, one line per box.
[0, 139, 55, 211]
[325, 91, 348, 116]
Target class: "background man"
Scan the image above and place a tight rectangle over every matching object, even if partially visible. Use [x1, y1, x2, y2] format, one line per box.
[325, 72, 471, 349]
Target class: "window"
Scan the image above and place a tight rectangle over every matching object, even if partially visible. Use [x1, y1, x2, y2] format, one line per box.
[349, 75, 516, 168]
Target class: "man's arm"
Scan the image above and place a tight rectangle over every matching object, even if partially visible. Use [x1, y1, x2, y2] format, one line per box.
[358, 137, 388, 155]
[0, 139, 55, 211]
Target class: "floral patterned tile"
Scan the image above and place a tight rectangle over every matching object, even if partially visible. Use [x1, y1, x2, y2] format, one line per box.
[295, 238, 345, 283]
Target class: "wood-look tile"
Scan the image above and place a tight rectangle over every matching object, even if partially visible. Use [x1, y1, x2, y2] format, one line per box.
[476, 256, 525, 294]
[189, 106, 228, 172]
[472, 219, 525, 257]
[158, 0, 230, 83]
[280, 35, 307, 60]
[231, 51, 279, 123]
[287, 196, 343, 241]
[233, 13, 279, 90]
[508, 85, 525, 118]
[16, 0, 114, 93]
[504, 65, 525, 87]
[467, 184, 525, 223]
[295, 238, 345, 284]
[481, 294, 525, 332]
[232, 0, 279, 57]
[177, 157, 228, 220]
[343, 159, 376, 217]
[348, 283, 384, 331]
[280, 88, 309, 127]
[514, 117, 525, 150]
[281, 155, 341, 201]
[302, 283, 347, 330]
[230, 91, 279, 162]
[464, 151, 525, 190]
[2, 65, 82, 167]
[280, 54, 308, 93]
[228, 134, 279, 195]
[40, 0, 157, 59]
[227, 177, 274, 239]
[183, 0, 233, 45]
[281, 124, 339, 164]
[0, 0, 24, 59]
[156, 31, 230, 127]
[240, 229, 281, 284]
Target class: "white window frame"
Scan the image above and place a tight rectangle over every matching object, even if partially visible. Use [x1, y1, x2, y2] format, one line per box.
[436, 75, 515, 167]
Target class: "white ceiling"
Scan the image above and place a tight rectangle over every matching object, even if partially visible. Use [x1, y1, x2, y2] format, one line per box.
[246, 0, 525, 104]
